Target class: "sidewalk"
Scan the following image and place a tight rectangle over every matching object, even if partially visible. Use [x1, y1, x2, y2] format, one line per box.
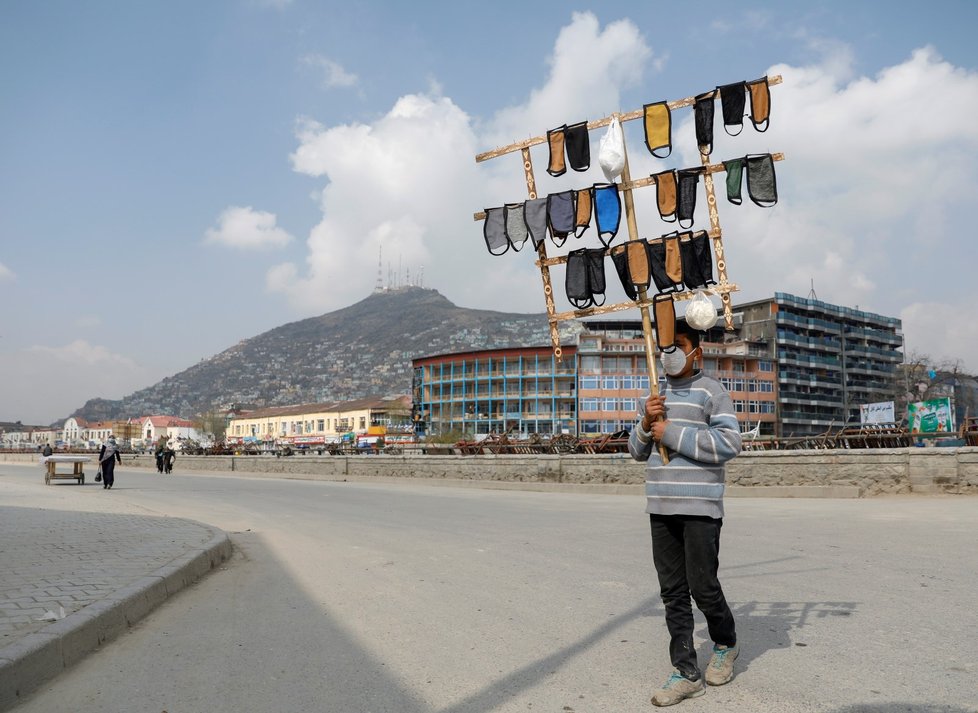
[0, 504, 230, 711]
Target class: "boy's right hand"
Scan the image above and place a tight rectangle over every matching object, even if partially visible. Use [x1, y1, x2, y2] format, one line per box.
[642, 394, 667, 431]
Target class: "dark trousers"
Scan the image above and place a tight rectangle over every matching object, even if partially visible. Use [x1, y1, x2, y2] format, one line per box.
[101, 459, 116, 487]
[650, 514, 736, 681]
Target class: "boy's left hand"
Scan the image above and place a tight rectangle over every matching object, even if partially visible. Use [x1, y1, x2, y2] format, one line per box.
[651, 419, 668, 442]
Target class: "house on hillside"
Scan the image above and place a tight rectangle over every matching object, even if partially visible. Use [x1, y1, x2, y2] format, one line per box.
[62, 416, 89, 446]
[139, 416, 201, 447]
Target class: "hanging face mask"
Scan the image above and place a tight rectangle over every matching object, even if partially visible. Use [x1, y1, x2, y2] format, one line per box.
[564, 121, 591, 172]
[694, 90, 716, 156]
[660, 346, 695, 377]
[747, 76, 771, 132]
[547, 125, 567, 177]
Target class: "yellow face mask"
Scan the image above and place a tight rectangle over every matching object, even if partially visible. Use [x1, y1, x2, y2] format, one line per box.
[643, 101, 672, 159]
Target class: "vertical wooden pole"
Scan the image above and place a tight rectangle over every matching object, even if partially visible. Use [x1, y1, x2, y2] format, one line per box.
[700, 145, 734, 330]
[520, 147, 563, 361]
[618, 116, 669, 462]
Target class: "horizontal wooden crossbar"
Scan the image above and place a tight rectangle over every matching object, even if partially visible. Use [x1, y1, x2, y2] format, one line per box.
[472, 152, 784, 222]
[475, 75, 782, 163]
[548, 283, 740, 323]
[534, 229, 722, 268]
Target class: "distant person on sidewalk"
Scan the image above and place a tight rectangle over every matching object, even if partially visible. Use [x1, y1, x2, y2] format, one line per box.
[155, 441, 166, 473]
[41, 443, 53, 457]
[163, 442, 176, 474]
[99, 435, 123, 490]
[628, 321, 743, 707]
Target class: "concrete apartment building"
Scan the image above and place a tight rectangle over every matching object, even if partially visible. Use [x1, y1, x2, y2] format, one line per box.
[412, 346, 579, 438]
[412, 320, 777, 438]
[412, 293, 901, 439]
[736, 292, 903, 437]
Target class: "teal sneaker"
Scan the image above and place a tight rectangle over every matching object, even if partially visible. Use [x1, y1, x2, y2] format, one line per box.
[705, 643, 739, 686]
[651, 671, 705, 707]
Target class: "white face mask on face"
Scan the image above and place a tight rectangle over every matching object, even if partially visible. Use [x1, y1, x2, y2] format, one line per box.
[660, 347, 694, 376]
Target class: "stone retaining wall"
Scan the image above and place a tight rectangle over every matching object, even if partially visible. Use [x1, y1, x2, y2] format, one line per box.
[5, 449, 976, 496]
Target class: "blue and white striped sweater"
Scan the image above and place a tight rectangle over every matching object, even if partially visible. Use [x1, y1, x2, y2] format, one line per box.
[628, 371, 742, 519]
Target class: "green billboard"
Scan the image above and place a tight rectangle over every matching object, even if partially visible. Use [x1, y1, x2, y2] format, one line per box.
[907, 397, 954, 433]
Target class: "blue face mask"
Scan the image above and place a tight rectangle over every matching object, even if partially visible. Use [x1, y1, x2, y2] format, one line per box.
[660, 347, 694, 376]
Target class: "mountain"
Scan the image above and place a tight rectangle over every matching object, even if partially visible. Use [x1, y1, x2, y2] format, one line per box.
[71, 287, 582, 421]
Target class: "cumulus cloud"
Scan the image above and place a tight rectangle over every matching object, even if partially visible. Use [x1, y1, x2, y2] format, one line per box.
[274, 12, 654, 313]
[657, 46, 978, 340]
[263, 13, 978, 370]
[204, 206, 293, 250]
[900, 302, 978, 374]
[301, 53, 359, 89]
[0, 340, 155, 424]
[0, 261, 13, 281]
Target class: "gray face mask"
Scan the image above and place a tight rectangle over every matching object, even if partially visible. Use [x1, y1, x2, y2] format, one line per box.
[660, 347, 694, 376]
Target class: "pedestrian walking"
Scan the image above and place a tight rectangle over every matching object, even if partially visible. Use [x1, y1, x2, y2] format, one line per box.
[628, 320, 743, 707]
[98, 435, 123, 490]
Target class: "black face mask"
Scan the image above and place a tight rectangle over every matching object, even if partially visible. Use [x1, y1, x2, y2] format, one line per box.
[564, 121, 591, 172]
[718, 81, 746, 136]
[679, 230, 715, 289]
[677, 168, 704, 229]
[611, 246, 639, 301]
[746, 154, 778, 207]
[694, 90, 716, 156]
[565, 247, 607, 309]
[647, 232, 683, 294]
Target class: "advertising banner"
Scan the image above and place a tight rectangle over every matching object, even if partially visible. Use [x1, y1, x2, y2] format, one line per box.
[907, 397, 954, 433]
[859, 401, 896, 424]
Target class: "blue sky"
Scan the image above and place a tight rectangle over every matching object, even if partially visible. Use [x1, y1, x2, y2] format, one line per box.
[2, 0, 977, 424]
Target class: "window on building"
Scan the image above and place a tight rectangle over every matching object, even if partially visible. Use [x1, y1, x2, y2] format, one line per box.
[317, 419, 325, 432]
[581, 398, 599, 412]
[732, 378, 746, 392]
[759, 360, 773, 372]
[733, 362, 745, 373]
[602, 375, 618, 389]
[581, 376, 599, 389]
[621, 398, 638, 413]
[602, 398, 618, 411]
[581, 356, 601, 373]
[620, 375, 636, 390]
[720, 377, 733, 391]
[749, 400, 760, 413]
[734, 400, 746, 413]
[760, 382, 774, 393]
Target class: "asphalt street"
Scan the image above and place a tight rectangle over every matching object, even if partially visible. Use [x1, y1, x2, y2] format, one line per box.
[2, 462, 976, 713]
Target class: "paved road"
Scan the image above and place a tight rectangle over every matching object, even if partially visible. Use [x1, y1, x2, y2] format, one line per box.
[2, 463, 976, 712]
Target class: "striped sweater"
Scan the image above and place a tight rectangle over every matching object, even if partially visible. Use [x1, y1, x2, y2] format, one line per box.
[628, 371, 743, 519]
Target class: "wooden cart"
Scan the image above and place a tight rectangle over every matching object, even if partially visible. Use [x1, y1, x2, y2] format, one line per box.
[43, 455, 91, 485]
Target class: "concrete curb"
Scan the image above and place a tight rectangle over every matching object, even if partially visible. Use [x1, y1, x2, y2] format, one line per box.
[0, 529, 231, 712]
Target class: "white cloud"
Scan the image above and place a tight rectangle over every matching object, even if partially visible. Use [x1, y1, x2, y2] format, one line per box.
[301, 53, 359, 90]
[264, 14, 978, 370]
[0, 340, 155, 424]
[0, 262, 14, 281]
[204, 206, 293, 250]
[900, 302, 978, 374]
[275, 12, 654, 314]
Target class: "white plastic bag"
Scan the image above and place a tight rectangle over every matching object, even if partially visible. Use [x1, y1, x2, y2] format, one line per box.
[599, 115, 625, 181]
[685, 290, 719, 331]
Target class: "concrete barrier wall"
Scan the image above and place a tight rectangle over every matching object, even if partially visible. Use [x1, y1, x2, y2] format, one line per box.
[6, 448, 976, 496]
